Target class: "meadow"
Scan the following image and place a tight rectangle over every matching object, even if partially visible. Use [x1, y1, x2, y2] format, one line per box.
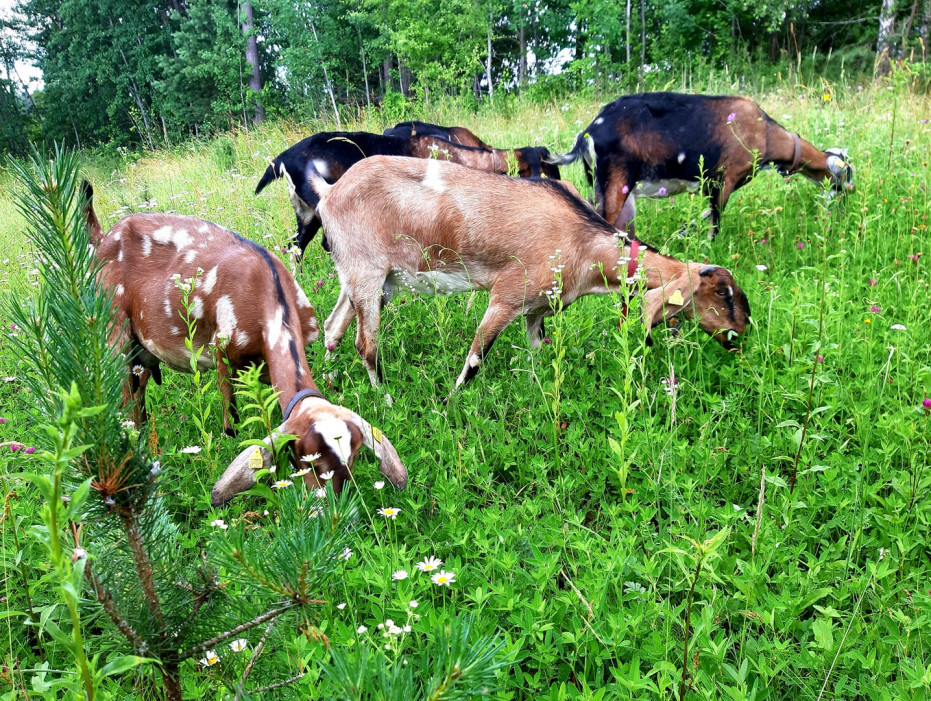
[1, 74, 930, 699]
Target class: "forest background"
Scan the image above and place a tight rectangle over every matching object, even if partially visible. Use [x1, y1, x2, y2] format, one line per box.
[1, 0, 930, 155]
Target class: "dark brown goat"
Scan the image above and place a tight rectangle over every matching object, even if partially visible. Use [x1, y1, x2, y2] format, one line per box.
[383, 120, 492, 149]
[255, 130, 560, 251]
[549, 92, 854, 237]
[83, 184, 407, 504]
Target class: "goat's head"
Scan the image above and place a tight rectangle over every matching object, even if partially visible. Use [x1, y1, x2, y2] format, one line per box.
[824, 148, 855, 193]
[643, 265, 751, 350]
[210, 399, 407, 506]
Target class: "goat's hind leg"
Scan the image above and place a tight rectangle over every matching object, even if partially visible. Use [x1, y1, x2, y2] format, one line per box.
[454, 295, 521, 390]
[352, 285, 386, 387]
[323, 286, 356, 359]
[525, 314, 546, 350]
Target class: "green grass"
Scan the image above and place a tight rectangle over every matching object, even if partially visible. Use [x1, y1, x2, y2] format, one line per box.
[2, 77, 931, 699]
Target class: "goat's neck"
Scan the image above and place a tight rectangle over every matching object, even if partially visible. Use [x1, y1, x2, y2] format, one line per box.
[265, 347, 320, 415]
[586, 238, 688, 293]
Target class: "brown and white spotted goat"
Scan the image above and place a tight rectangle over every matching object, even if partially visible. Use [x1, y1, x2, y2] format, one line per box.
[549, 92, 855, 238]
[285, 156, 751, 393]
[83, 183, 408, 504]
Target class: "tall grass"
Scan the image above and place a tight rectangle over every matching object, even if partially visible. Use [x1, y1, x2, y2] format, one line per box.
[1, 72, 930, 698]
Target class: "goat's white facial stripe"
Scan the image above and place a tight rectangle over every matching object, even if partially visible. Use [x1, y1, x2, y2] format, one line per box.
[422, 159, 446, 193]
[141, 235, 152, 257]
[313, 416, 352, 465]
[728, 286, 734, 298]
[201, 266, 218, 295]
[215, 295, 238, 339]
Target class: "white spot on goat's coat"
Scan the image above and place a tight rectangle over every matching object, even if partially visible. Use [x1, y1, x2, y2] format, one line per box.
[468, 353, 481, 368]
[312, 159, 330, 179]
[422, 159, 446, 193]
[184, 249, 198, 264]
[141, 236, 152, 257]
[201, 266, 219, 295]
[215, 295, 238, 339]
[594, 116, 604, 125]
[115, 284, 124, 297]
[153, 225, 194, 251]
[266, 306, 285, 349]
[678, 152, 686, 164]
[192, 296, 204, 319]
[313, 416, 353, 465]
[296, 286, 312, 309]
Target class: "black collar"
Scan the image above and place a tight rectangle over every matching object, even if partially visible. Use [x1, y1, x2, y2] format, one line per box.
[283, 387, 327, 421]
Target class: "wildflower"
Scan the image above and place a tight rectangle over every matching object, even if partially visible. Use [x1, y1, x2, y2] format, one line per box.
[301, 453, 321, 463]
[890, 324, 906, 331]
[857, 85, 863, 91]
[3, 377, 15, 383]
[316, 280, 325, 287]
[726, 112, 737, 123]
[373, 480, 385, 490]
[919, 119, 930, 124]
[797, 241, 805, 249]
[378, 507, 401, 519]
[431, 570, 456, 587]
[409, 600, 418, 608]
[291, 467, 313, 478]
[416, 556, 443, 572]
[621, 185, 629, 195]
[760, 238, 768, 245]
[180, 445, 202, 454]
[314, 488, 326, 499]
[0, 417, 5, 424]
[229, 639, 248, 652]
[10, 444, 21, 452]
[272, 480, 293, 489]
[121, 419, 135, 429]
[9, 323, 18, 331]
[870, 305, 882, 313]
[864, 318, 872, 324]
[72, 547, 87, 560]
[210, 519, 228, 530]
[338, 547, 353, 561]
[403, 624, 412, 633]
[755, 264, 767, 272]
[337, 603, 347, 610]
[908, 253, 922, 263]
[326, 343, 337, 351]
[868, 278, 877, 287]
[132, 365, 144, 377]
[24, 447, 35, 454]
[661, 377, 676, 395]
[657, 187, 668, 197]
[392, 569, 409, 581]
[319, 471, 335, 481]
[543, 337, 552, 345]
[814, 354, 824, 362]
[199, 650, 220, 667]
[823, 93, 831, 101]
[357, 625, 368, 634]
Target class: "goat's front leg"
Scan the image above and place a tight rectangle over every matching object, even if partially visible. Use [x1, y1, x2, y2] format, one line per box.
[324, 286, 356, 359]
[215, 351, 238, 436]
[353, 290, 384, 387]
[454, 295, 520, 390]
[525, 314, 546, 350]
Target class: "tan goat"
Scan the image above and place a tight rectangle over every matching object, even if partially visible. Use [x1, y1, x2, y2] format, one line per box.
[83, 184, 407, 504]
[284, 156, 751, 391]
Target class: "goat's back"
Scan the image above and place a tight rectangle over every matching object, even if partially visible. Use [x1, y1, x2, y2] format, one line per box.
[97, 213, 317, 369]
[317, 155, 616, 277]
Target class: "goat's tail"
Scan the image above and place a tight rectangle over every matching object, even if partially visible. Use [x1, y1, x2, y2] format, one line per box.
[255, 160, 280, 195]
[545, 132, 596, 170]
[81, 180, 104, 246]
[275, 159, 331, 211]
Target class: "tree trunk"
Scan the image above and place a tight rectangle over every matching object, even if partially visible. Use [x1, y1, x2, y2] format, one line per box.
[486, 15, 493, 100]
[399, 58, 412, 96]
[357, 25, 371, 108]
[902, 0, 921, 50]
[309, 20, 340, 128]
[241, 2, 264, 124]
[518, 23, 527, 87]
[383, 56, 393, 94]
[921, 0, 930, 58]
[640, 0, 646, 75]
[876, 0, 897, 75]
[625, 0, 631, 64]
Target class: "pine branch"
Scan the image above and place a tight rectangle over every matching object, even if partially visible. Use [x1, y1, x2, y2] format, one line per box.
[86, 566, 148, 655]
[179, 602, 306, 660]
[240, 618, 276, 689]
[119, 508, 165, 628]
[248, 671, 306, 694]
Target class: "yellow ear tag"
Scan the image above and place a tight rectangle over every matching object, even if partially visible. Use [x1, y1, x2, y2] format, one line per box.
[248, 448, 264, 470]
[668, 289, 685, 306]
[371, 426, 383, 444]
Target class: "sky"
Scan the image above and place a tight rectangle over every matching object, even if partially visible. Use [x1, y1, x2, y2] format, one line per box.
[1, 0, 43, 89]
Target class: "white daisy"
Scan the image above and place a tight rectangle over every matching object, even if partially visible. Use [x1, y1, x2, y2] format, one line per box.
[357, 625, 367, 634]
[890, 324, 907, 331]
[272, 479, 293, 489]
[377, 507, 400, 519]
[392, 569, 409, 581]
[301, 453, 321, 463]
[431, 570, 456, 587]
[373, 480, 385, 490]
[210, 519, 228, 530]
[337, 602, 347, 610]
[319, 471, 335, 481]
[229, 639, 248, 652]
[199, 650, 219, 666]
[416, 556, 443, 573]
[180, 445, 202, 454]
[338, 547, 353, 561]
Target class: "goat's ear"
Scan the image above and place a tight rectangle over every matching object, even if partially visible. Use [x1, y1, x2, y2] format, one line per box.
[210, 430, 282, 506]
[641, 275, 700, 342]
[348, 413, 408, 489]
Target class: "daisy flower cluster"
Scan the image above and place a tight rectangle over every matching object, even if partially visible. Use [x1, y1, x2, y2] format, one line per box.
[198, 638, 249, 667]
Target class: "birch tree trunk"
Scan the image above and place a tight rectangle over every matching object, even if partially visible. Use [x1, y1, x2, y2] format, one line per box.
[518, 23, 527, 87]
[876, 0, 897, 75]
[921, 0, 930, 57]
[241, 2, 264, 124]
[486, 14, 493, 100]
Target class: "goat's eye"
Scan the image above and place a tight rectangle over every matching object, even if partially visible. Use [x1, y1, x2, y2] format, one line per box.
[716, 289, 728, 297]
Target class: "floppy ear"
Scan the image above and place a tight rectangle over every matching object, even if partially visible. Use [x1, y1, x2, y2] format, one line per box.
[347, 413, 408, 488]
[210, 430, 283, 506]
[641, 273, 701, 343]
